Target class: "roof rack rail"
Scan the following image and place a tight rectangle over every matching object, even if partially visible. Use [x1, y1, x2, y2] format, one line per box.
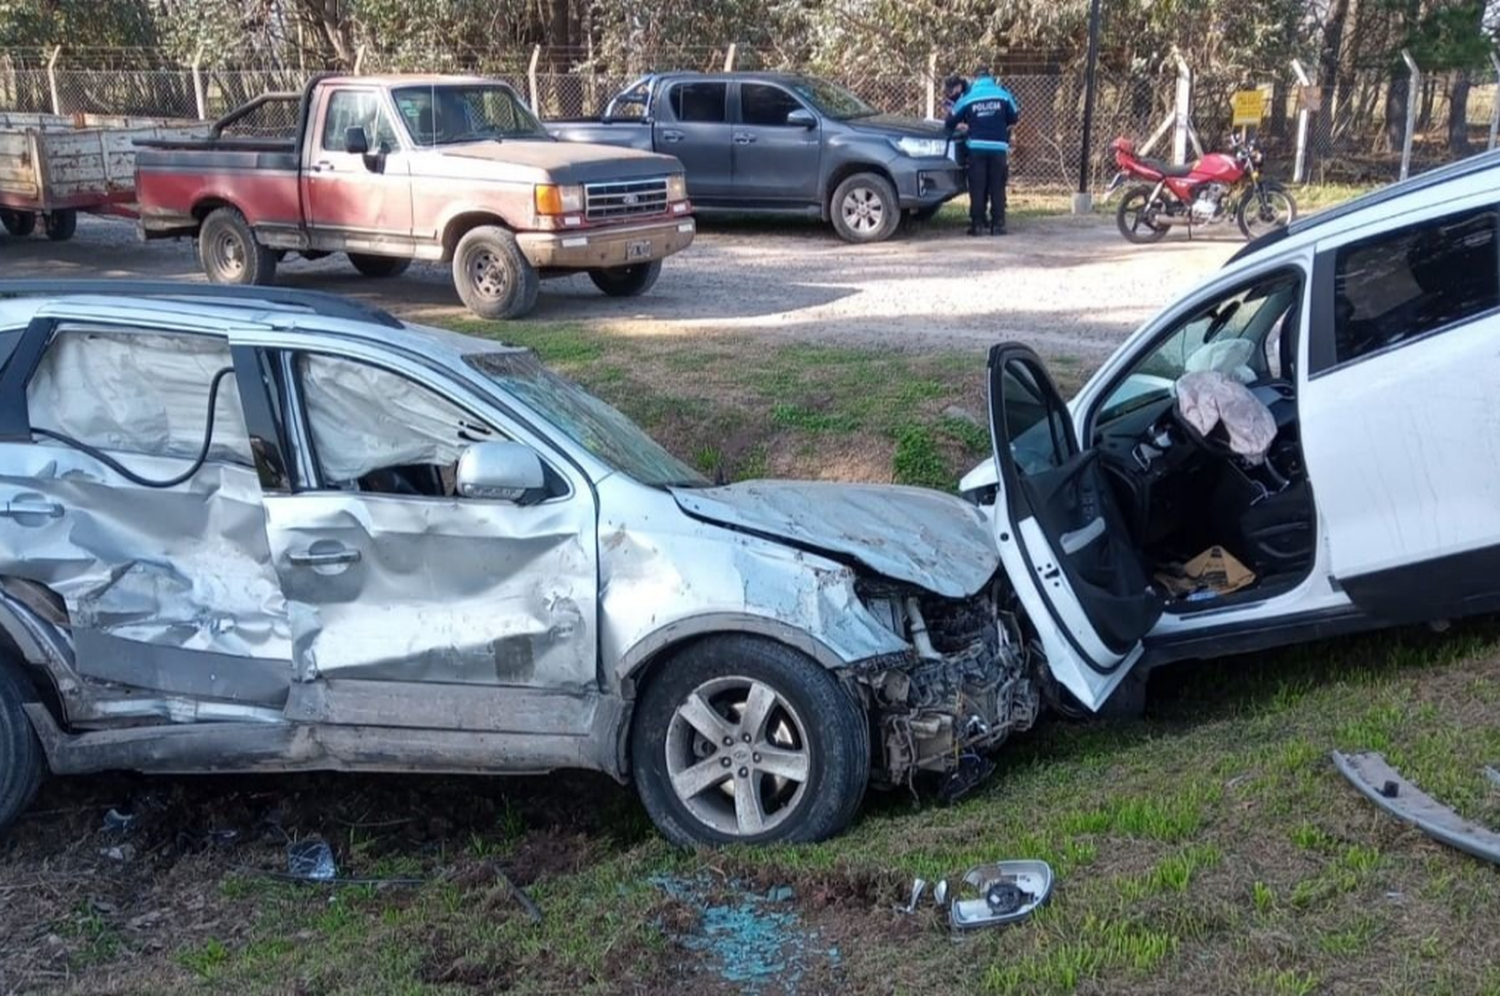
[0, 279, 404, 329]
[1226, 148, 1500, 266]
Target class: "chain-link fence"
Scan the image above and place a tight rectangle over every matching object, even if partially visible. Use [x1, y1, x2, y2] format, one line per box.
[4, 46, 1495, 192]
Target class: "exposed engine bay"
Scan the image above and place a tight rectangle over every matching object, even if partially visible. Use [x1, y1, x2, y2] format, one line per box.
[856, 582, 1041, 797]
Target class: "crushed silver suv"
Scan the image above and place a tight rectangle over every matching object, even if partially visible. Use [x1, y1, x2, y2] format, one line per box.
[0, 281, 1035, 846]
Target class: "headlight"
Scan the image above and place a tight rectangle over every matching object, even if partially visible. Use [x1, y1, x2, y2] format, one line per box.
[534, 183, 584, 215]
[895, 136, 948, 158]
[667, 173, 688, 201]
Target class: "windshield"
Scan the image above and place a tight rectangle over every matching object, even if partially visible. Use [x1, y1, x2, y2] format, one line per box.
[787, 78, 878, 120]
[392, 84, 550, 145]
[465, 352, 709, 489]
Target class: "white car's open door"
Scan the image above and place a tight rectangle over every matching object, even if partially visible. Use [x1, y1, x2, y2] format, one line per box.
[986, 344, 1164, 711]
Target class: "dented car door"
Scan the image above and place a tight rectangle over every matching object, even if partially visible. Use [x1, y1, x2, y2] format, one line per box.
[0, 314, 294, 706]
[248, 345, 600, 694]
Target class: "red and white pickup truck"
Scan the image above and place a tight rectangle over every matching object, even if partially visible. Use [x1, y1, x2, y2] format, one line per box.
[134, 74, 696, 319]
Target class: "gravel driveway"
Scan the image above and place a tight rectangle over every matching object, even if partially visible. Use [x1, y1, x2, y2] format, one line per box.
[1, 213, 1238, 355]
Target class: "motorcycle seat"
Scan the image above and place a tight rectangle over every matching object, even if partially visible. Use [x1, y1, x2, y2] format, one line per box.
[1138, 157, 1195, 178]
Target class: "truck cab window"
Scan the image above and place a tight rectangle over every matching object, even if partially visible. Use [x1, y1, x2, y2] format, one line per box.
[668, 83, 728, 124]
[296, 353, 496, 497]
[741, 84, 804, 127]
[323, 90, 399, 151]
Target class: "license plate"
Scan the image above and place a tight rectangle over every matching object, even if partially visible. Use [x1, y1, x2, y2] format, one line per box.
[627, 240, 652, 260]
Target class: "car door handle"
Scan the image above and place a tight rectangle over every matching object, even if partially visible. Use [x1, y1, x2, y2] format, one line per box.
[733, 133, 756, 145]
[660, 129, 685, 143]
[0, 498, 63, 519]
[309, 161, 335, 173]
[288, 545, 361, 567]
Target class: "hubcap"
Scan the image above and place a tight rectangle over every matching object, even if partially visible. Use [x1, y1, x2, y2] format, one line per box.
[211, 230, 245, 277]
[841, 187, 884, 234]
[469, 249, 510, 299]
[665, 676, 811, 837]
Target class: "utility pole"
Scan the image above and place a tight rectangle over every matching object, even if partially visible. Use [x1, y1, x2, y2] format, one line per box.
[1074, 0, 1104, 213]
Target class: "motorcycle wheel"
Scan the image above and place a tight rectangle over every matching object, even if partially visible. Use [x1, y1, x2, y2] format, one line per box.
[1236, 182, 1297, 241]
[1116, 185, 1169, 244]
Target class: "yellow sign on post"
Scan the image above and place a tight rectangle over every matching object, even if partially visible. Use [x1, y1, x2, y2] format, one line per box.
[1232, 90, 1266, 127]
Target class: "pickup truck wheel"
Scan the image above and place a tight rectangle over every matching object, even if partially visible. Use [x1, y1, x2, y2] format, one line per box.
[200, 207, 277, 285]
[348, 253, 412, 278]
[453, 226, 539, 320]
[0, 210, 36, 237]
[831, 173, 900, 244]
[630, 635, 870, 847]
[0, 664, 45, 839]
[589, 261, 661, 297]
[42, 209, 76, 242]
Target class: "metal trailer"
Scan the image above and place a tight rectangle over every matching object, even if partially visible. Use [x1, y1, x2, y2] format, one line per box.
[0, 112, 208, 241]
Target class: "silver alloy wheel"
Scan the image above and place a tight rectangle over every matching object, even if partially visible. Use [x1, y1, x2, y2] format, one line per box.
[1244, 189, 1294, 238]
[840, 185, 885, 235]
[210, 229, 246, 278]
[664, 675, 812, 837]
[469, 249, 509, 299]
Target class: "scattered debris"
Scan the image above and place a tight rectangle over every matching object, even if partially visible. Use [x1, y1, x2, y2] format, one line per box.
[948, 860, 1054, 930]
[765, 885, 796, 904]
[1333, 751, 1500, 865]
[496, 866, 543, 925]
[1482, 766, 1500, 791]
[933, 879, 950, 911]
[899, 879, 927, 914]
[1156, 545, 1256, 601]
[102, 808, 136, 833]
[286, 838, 337, 881]
[98, 844, 135, 863]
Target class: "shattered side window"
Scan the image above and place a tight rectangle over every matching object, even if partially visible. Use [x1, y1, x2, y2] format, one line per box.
[26, 327, 252, 466]
[297, 353, 496, 496]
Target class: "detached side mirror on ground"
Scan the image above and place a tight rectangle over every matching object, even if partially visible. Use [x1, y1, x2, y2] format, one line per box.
[456, 440, 546, 503]
[786, 109, 817, 129]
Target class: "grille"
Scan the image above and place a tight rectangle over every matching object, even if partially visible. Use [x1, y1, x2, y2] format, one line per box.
[584, 177, 669, 222]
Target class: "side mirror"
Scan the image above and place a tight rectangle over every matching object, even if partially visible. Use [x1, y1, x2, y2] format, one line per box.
[786, 109, 817, 129]
[456, 441, 547, 503]
[343, 126, 370, 155]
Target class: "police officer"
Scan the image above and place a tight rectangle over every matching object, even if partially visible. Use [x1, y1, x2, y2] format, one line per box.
[945, 65, 1020, 236]
[941, 74, 970, 170]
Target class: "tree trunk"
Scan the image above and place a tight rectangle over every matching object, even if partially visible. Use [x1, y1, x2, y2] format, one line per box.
[1384, 74, 1409, 153]
[1448, 71, 1472, 153]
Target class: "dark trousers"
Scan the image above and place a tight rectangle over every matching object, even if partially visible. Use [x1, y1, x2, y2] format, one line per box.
[967, 150, 1009, 229]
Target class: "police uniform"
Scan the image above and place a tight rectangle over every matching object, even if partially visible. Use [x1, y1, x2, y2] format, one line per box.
[945, 72, 1020, 234]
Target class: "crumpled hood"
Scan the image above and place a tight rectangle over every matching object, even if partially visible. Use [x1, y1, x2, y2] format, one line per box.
[671, 481, 998, 599]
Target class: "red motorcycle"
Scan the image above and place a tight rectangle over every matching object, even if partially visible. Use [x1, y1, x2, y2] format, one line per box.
[1104, 135, 1296, 244]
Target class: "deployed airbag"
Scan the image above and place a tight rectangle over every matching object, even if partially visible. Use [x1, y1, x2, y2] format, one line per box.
[27, 329, 251, 464]
[1174, 370, 1277, 463]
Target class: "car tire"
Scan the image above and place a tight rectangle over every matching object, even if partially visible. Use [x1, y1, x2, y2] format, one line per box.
[0, 664, 44, 838]
[830, 172, 900, 244]
[1116, 185, 1169, 244]
[452, 225, 540, 320]
[0, 209, 36, 237]
[347, 253, 412, 278]
[588, 261, 661, 297]
[199, 207, 278, 285]
[42, 209, 76, 242]
[630, 635, 870, 847]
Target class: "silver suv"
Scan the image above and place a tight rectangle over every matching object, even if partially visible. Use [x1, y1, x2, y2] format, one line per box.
[0, 282, 1033, 846]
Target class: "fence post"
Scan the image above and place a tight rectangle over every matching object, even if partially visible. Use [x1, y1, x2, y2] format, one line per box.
[926, 50, 937, 119]
[47, 45, 62, 115]
[528, 44, 541, 113]
[1489, 51, 1500, 151]
[1172, 49, 1192, 165]
[1400, 49, 1419, 181]
[191, 44, 207, 120]
[724, 44, 737, 72]
[353, 44, 366, 75]
[1290, 58, 1311, 184]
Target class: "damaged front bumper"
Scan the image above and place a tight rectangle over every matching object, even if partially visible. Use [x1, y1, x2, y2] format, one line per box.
[853, 584, 1041, 797]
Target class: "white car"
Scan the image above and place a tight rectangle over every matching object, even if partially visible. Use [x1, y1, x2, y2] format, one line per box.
[961, 149, 1500, 713]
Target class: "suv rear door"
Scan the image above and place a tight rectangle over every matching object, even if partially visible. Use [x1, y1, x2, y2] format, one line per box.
[655, 80, 734, 200]
[986, 344, 1163, 710]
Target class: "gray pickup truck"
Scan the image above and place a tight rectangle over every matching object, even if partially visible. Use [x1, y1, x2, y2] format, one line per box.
[548, 72, 965, 244]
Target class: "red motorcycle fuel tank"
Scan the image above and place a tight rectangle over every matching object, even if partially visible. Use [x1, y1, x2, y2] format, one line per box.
[1189, 152, 1243, 184]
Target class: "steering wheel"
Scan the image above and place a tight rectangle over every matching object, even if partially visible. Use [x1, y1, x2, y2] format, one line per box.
[1169, 396, 1243, 461]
